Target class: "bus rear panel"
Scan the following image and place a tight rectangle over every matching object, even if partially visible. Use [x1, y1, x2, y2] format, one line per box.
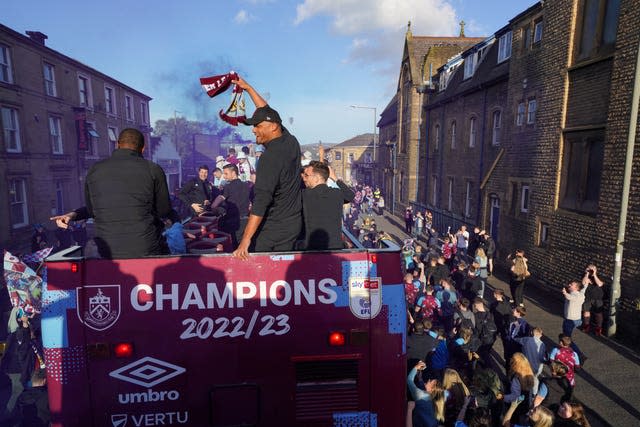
[43, 247, 405, 427]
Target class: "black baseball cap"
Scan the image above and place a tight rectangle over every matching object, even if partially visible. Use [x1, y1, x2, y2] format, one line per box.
[244, 105, 282, 125]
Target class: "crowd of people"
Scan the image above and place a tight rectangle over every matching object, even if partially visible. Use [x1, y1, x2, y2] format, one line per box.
[400, 222, 596, 426]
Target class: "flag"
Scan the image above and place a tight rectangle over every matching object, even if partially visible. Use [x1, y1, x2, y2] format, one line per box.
[21, 246, 53, 265]
[200, 71, 239, 98]
[3, 250, 43, 313]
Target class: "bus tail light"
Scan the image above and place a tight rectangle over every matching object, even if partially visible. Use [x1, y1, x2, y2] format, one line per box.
[328, 331, 346, 347]
[70, 262, 79, 273]
[370, 254, 377, 264]
[114, 342, 134, 358]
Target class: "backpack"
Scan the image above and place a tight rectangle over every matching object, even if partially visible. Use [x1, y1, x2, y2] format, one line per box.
[455, 309, 474, 330]
[477, 312, 497, 345]
[511, 256, 530, 280]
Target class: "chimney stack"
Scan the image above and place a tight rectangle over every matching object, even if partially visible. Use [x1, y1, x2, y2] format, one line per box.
[26, 31, 48, 46]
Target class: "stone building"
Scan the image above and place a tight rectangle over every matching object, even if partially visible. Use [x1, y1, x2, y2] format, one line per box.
[326, 134, 374, 186]
[414, 1, 639, 341]
[0, 24, 152, 252]
[388, 23, 483, 214]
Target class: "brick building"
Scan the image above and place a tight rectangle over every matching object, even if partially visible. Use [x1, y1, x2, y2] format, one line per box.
[402, 1, 639, 341]
[0, 24, 152, 252]
[326, 134, 374, 186]
[386, 23, 483, 214]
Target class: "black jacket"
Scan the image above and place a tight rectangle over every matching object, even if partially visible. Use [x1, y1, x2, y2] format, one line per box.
[75, 149, 171, 258]
[302, 181, 354, 250]
[178, 178, 217, 215]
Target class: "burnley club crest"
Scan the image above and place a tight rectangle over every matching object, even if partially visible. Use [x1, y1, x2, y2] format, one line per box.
[77, 285, 121, 331]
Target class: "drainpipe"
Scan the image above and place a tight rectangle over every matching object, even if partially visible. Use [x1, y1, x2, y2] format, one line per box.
[608, 39, 640, 337]
[476, 87, 488, 226]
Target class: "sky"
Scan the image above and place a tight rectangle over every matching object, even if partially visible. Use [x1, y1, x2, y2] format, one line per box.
[3, 0, 537, 146]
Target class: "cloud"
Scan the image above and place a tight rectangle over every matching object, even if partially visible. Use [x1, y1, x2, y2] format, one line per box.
[234, 9, 254, 24]
[294, 0, 457, 35]
[294, 0, 460, 86]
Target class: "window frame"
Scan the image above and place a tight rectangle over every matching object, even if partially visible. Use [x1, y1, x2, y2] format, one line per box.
[538, 221, 550, 247]
[431, 175, 438, 206]
[49, 115, 63, 154]
[559, 129, 605, 214]
[434, 124, 440, 151]
[517, 102, 525, 126]
[9, 178, 29, 228]
[533, 19, 543, 43]
[469, 117, 477, 148]
[465, 181, 473, 218]
[521, 185, 530, 213]
[104, 85, 116, 116]
[77, 74, 93, 108]
[43, 62, 57, 97]
[2, 106, 22, 153]
[463, 54, 476, 79]
[576, 0, 621, 61]
[450, 121, 457, 149]
[107, 126, 118, 153]
[492, 110, 501, 146]
[85, 121, 99, 158]
[527, 99, 537, 124]
[0, 43, 14, 84]
[334, 150, 342, 161]
[55, 180, 65, 215]
[125, 94, 134, 121]
[497, 31, 512, 63]
[140, 101, 148, 125]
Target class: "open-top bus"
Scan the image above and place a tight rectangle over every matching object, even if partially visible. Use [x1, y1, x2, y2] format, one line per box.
[42, 235, 406, 427]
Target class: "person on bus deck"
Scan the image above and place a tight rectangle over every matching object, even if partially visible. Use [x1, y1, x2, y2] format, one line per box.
[300, 161, 355, 250]
[230, 76, 303, 260]
[178, 164, 217, 217]
[8, 368, 50, 427]
[211, 163, 252, 248]
[50, 128, 172, 259]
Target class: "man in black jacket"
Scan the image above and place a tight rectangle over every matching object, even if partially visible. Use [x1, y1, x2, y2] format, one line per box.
[301, 161, 354, 250]
[231, 76, 302, 259]
[50, 128, 171, 258]
[178, 165, 217, 217]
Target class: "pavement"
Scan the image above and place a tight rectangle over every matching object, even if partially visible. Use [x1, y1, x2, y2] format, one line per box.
[370, 210, 640, 427]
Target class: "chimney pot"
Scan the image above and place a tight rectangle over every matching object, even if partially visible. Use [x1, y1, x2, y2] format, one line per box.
[26, 31, 48, 46]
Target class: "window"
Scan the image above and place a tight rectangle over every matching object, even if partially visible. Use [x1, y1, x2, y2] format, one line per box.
[49, 116, 63, 154]
[434, 124, 440, 151]
[55, 181, 65, 215]
[517, 102, 525, 126]
[469, 118, 477, 148]
[105, 86, 116, 115]
[492, 110, 501, 146]
[140, 102, 148, 125]
[539, 222, 550, 246]
[108, 126, 118, 152]
[521, 185, 530, 213]
[365, 152, 372, 163]
[450, 121, 457, 149]
[0, 44, 13, 83]
[577, 0, 621, 60]
[78, 75, 92, 107]
[463, 54, 476, 79]
[533, 19, 543, 43]
[43, 63, 56, 97]
[431, 175, 438, 206]
[447, 177, 454, 211]
[523, 26, 532, 50]
[86, 122, 99, 157]
[334, 151, 342, 161]
[2, 106, 21, 152]
[9, 178, 29, 228]
[465, 181, 472, 217]
[125, 95, 134, 121]
[560, 130, 605, 213]
[497, 31, 512, 63]
[527, 99, 537, 124]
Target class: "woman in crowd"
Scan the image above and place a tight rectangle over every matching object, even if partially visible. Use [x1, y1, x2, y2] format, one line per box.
[503, 400, 554, 427]
[442, 368, 470, 425]
[501, 352, 535, 425]
[554, 402, 591, 427]
[407, 361, 446, 427]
